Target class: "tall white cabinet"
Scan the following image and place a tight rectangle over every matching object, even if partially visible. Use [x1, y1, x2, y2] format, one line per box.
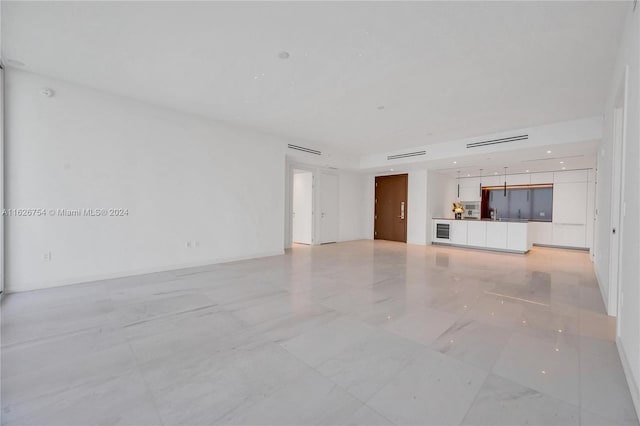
[551, 170, 590, 249]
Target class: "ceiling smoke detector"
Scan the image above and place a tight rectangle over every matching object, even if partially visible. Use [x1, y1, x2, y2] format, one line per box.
[278, 51, 290, 59]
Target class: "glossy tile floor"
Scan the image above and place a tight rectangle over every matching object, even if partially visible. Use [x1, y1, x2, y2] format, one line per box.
[1, 241, 638, 426]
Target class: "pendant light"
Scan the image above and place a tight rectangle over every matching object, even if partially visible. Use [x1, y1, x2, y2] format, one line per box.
[503, 167, 508, 196]
[457, 171, 460, 198]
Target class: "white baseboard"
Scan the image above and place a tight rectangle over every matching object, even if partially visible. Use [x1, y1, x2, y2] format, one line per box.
[593, 267, 612, 316]
[617, 336, 640, 419]
[6, 249, 285, 293]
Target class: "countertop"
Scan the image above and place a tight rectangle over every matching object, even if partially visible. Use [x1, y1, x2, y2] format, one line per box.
[432, 217, 530, 223]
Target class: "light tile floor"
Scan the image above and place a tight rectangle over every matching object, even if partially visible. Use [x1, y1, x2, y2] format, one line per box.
[1, 241, 638, 425]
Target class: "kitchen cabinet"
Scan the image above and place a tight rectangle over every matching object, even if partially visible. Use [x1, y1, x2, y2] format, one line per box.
[432, 219, 530, 253]
[553, 170, 589, 183]
[529, 222, 553, 245]
[480, 175, 501, 187]
[450, 221, 468, 245]
[506, 174, 531, 186]
[530, 172, 554, 184]
[553, 223, 586, 248]
[467, 221, 487, 247]
[459, 185, 481, 202]
[485, 222, 508, 249]
[553, 182, 588, 224]
[507, 223, 529, 251]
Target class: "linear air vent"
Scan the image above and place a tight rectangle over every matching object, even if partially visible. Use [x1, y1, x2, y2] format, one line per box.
[287, 144, 321, 156]
[466, 134, 528, 149]
[387, 150, 426, 160]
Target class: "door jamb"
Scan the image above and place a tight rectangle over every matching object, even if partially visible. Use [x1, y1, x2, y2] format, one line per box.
[608, 65, 629, 321]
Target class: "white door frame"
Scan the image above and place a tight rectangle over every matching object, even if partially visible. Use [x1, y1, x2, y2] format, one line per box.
[292, 170, 314, 244]
[286, 162, 316, 247]
[318, 171, 339, 244]
[608, 66, 629, 320]
[0, 65, 4, 296]
[286, 162, 339, 247]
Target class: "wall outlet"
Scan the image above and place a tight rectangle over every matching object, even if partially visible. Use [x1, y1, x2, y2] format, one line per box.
[186, 241, 192, 248]
[43, 251, 52, 262]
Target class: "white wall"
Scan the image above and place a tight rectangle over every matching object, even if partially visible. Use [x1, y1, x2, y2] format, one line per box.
[5, 69, 287, 292]
[426, 171, 456, 243]
[285, 165, 368, 247]
[337, 171, 367, 242]
[407, 170, 427, 245]
[362, 174, 376, 240]
[595, 3, 640, 413]
[292, 171, 313, 244]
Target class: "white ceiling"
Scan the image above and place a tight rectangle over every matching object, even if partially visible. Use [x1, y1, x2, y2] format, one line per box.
[424, 139, 600, 177]
[2, 1, 626, 157]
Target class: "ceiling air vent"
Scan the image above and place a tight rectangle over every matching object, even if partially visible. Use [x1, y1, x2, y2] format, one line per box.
[466, 134, 528, 149]
[287, 144, 321, 156]
[387, 150, 426, 160]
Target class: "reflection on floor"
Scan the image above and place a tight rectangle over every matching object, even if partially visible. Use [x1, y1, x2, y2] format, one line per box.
[1, 241, 638, 425]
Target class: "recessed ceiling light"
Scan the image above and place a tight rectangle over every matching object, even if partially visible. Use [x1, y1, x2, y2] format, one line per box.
[390, 168, 394, 171]
[6, 59, 25, 67]
[494, 172, 498, 175]
[547, 150, 552, 154]
[559, 161, 564, 164]
[377, 105, 385, 110]
[453, 161, 457, 164]
[467, 174, 471, 177]
[278, 51, 290, 59]
[526, 170, 530, 173]
[562, 167, 566, 170]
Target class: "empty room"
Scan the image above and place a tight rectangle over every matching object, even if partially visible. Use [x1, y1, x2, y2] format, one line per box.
[0, 1, 639, 425]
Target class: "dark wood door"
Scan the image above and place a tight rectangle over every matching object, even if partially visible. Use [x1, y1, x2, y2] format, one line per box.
[374, 174, 408, 242]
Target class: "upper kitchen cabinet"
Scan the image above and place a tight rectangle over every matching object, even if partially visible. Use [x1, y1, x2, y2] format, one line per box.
[480, 175, 501, 187]
[458, 177, 482, 201]
[459, 185, 481, 202]
[530, 172, 554, 184]
[506, 174, 531, 186]
[553, 170, 589, 183]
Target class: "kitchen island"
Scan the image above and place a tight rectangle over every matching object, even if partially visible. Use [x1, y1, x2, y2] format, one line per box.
[432, 218, 532, 253]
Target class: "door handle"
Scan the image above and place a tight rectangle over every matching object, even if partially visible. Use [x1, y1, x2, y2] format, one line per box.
[399, 202, 405, 220]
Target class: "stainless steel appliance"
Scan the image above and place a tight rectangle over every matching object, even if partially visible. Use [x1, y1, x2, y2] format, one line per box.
[462, 201, 481, 219]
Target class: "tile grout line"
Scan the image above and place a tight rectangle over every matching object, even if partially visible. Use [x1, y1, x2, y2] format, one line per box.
[119, 309, 166, 426]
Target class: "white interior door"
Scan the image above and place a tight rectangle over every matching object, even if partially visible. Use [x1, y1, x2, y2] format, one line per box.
[292, 171, 313, 244]
[319, 173, 338, 244]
